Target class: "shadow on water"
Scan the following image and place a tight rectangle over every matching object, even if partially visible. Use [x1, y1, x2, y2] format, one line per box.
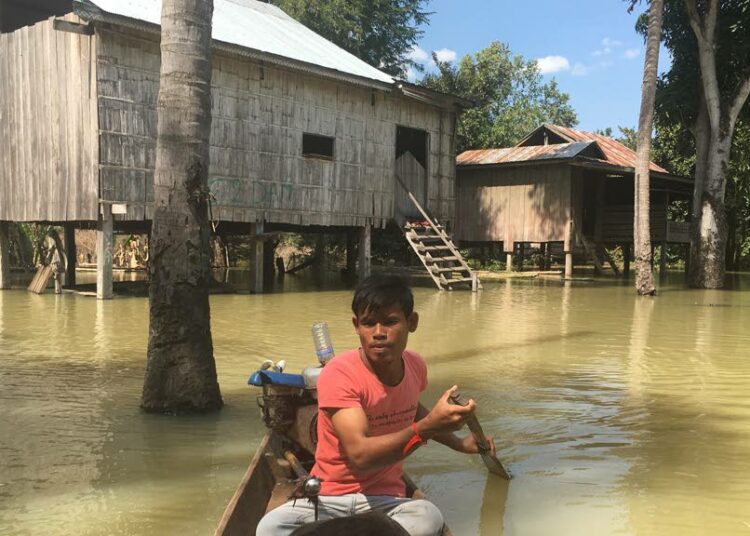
[429, 330, 594, 365]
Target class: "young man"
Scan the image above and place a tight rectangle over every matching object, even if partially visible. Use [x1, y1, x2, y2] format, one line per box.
[257, 275, 495, 536]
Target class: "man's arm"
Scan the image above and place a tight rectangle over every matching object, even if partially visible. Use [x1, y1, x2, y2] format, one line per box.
[330, 385, 475, 471]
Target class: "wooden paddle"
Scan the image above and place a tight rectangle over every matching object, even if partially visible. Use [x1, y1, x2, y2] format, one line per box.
[449, 392, 511, 480]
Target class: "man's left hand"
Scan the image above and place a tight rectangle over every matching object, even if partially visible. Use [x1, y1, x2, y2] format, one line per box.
[457, 434, 496, 456]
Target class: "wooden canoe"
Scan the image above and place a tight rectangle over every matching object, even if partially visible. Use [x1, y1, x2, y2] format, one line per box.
[214, 430, 453, 535]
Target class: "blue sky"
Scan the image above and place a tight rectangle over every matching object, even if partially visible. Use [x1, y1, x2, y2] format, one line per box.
[409, 0, 661, 135]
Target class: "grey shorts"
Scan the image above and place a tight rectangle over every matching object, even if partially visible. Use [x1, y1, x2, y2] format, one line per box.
[256, 493, 444, 536]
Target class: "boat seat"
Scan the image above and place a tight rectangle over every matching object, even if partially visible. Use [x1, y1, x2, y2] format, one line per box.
[248, 370, 306, 389]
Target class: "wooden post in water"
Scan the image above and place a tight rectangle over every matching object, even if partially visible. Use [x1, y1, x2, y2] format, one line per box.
[623, 243, 631, 276]
[660, 242, 668, 278]
[0, 221, 11, 289]
[64, 224, 76, 287]
[346, 229, 357, 274]
[250, 222, 264, 293]
[594, 179, 605, 276]
[358, 223, 371, 279]
[97, 204, 113, 299]
[505, 242, 513, 272]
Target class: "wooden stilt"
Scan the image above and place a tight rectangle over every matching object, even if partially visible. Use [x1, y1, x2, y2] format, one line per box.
[346, 230, 357, 274]
[0, 221, 11, 289]
[358, 223, 371, 279]
[250, 222, 264, 293]
[623, 243, 631, 276]
[564, 251, 573, 279]
[64, 224, 76, 287]
[660, 242, 668, 278]
[97, 205, 113, 300]
[505, 251, 513, 272]
[263, 239, 275, 282]
[544, 242, 552, 270]
[518, 242, 525, 272]
[594, 179, 605, 276]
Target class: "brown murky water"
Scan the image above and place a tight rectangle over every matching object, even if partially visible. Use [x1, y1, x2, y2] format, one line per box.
[1, 272, 749, 535]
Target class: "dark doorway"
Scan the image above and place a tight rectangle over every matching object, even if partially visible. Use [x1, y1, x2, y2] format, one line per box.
[395, 126, 428, 224]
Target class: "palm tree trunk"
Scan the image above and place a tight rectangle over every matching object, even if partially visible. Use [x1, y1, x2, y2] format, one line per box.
[142, 0, 223, 413]
[633, 0, 663, 296]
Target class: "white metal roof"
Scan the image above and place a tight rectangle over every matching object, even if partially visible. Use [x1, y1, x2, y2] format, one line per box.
[76, 0, 395, 87]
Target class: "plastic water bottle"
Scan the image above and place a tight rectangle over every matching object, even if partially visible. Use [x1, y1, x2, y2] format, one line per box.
[311, 322, 335, 365]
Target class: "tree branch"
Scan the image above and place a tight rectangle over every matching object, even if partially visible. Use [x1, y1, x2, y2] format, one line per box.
[705, 0, 718, 42]
[684, 0, 721, 134]
[728, 73, 750, 132]
[684, 0, 704, 41]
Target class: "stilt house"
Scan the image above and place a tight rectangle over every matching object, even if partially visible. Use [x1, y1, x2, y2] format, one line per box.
[455, 123, 693, 276]
[0, 0, 479, 296]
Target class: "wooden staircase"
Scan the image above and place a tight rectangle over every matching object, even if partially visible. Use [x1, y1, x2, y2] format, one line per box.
[400, 191, 480, 291]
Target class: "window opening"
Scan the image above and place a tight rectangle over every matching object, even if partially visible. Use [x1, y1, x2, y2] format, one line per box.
[302, 133, 334, 160]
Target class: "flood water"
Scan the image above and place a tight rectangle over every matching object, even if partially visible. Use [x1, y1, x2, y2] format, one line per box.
[1, 271, 749, 536]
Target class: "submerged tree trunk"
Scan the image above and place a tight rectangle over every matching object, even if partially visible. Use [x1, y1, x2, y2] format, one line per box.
[633, 0, 663, 296]
[142, 0, 223, 413]
[685, 0, 750, 288]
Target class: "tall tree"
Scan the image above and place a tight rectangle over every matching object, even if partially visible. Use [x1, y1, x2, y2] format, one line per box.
[421, 42, 577, 152]
[633, 0, 664, 296]
[651, 0, 750, 288]
[142, 0, 223, 413]
[270, 0, 431, 77]
[682, 0, 750, 288]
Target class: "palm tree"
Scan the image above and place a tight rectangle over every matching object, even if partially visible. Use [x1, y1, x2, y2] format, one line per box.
[142, 0, 223, 413]
[633, 0, 663, 296]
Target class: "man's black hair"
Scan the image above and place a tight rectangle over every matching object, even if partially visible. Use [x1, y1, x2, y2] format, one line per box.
[351, 274, 414, 318]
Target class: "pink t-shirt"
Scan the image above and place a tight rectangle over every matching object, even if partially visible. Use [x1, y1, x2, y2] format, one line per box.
[310, 348, 428, 497]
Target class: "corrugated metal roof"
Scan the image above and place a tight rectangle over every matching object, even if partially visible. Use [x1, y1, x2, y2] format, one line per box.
[76, 0, 394, 86]
[531, 123, 668, 173]
[457, 141, 596, 166]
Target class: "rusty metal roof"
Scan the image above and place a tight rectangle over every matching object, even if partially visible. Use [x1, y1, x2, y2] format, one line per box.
[519, 123, 668, 173]
[457, 141, 598, 166]
[457, 123, 669, 174]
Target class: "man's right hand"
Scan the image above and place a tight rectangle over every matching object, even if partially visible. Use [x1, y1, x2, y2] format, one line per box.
[417, 385, 476, 439]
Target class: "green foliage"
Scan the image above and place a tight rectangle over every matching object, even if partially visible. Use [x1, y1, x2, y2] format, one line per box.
[644, 0, 750, 271]
[420, 42, 578, 151]
[269, 0, 431, 77]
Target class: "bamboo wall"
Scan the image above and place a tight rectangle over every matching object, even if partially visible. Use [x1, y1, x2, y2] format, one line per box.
[0, 15, 98, 222]
[95, 26, 456, 227]
[455, 164, 572, 244]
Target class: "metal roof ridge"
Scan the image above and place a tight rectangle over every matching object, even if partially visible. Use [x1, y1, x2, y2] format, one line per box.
[74, 0, 397, 90]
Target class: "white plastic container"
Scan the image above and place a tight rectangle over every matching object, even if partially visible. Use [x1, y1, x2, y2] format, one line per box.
[311, 322, 335, 365]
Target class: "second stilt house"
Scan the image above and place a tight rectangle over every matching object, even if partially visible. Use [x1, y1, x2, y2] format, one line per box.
[0, 0, 478, 295]
[455, 124, 693, 276]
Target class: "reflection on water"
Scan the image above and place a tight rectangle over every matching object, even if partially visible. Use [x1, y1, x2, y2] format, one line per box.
[1, 272, 750, 535]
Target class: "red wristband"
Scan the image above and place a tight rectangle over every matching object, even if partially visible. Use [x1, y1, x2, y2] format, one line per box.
[403, 422, 427, 455]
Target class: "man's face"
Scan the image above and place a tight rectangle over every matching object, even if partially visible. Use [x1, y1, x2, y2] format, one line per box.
[353, 303, 418, 368]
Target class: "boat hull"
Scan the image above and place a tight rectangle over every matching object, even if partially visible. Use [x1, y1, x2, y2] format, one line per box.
[215, 430, 452, 535]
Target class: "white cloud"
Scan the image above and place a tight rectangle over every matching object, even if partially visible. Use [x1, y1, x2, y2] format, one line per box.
[601, 37, 623, 48]
[433, 48, 457, 64]
[536, 55, 571, 74]
[623, 48, 640, 59]
[571, 63, 589, 76]
[404, 66, 419, 82]
[407, 45, 429, 63]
